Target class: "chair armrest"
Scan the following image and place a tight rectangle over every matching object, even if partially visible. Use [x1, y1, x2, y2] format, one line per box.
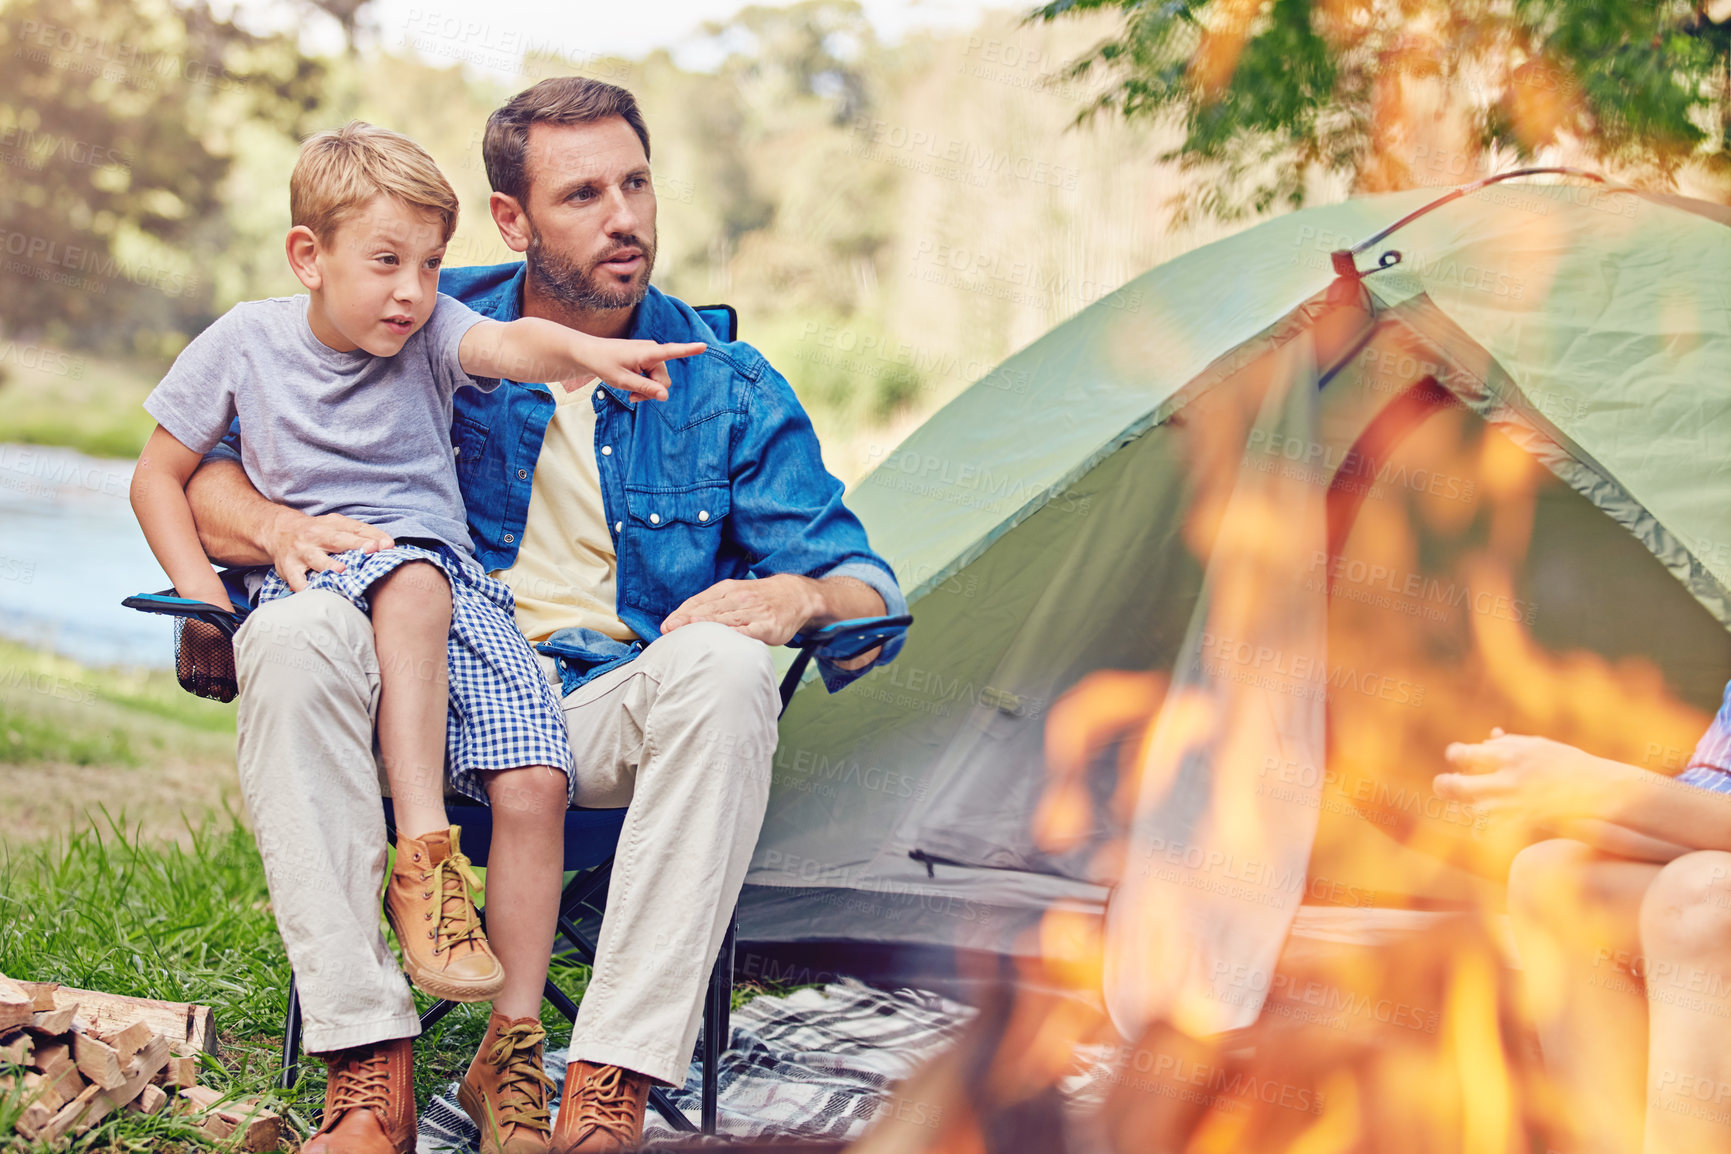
[786, 614, 913, 661]
[121, 568, 255, 639]
[777, 614, 913, 712]
[120, 592, 248, 638]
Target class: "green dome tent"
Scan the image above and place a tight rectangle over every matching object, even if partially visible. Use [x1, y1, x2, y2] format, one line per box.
[739, 177, 1731, 989]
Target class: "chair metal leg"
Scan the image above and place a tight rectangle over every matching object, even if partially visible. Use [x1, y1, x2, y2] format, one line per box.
[281, 974, 304, 1090]
[418, 997, 461, 1031]
[700, 915, 737, 1135]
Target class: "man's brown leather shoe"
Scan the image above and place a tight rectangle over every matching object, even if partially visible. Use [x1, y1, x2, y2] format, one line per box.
[384, 826, 504, 1002]
[551, 1061, 651, 1152]
[302, 1035, 416, 1154]
[458, 1012, 555, 1153]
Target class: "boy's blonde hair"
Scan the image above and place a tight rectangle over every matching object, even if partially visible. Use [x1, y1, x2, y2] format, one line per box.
[291, 121, 459, 244]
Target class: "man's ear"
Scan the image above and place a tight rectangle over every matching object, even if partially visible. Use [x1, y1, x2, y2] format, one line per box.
[489, 191, 532, 254]
[285, 226, 323, 291]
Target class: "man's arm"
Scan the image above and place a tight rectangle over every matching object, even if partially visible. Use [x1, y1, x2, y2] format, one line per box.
[186, 457, 393, 590]
[1435, 730, 1731, 854]
[657, 357, 905, 677]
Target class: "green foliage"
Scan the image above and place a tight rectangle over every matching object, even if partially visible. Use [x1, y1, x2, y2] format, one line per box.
[1037, 0, 1731, 217]
[0, 0, 325, 355]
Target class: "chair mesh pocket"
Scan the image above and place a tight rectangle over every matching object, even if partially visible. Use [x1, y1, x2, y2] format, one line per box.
[174, 617, 238, 703]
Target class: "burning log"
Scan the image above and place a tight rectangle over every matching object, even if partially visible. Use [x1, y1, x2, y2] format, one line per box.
[0, 972, 216, 1149]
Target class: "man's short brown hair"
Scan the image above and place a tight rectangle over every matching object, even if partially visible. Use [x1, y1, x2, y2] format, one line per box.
[483, 77, 651, 204]
[291, 121, 460, 244]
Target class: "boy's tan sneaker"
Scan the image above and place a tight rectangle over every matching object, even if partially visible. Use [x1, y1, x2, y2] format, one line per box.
[384, 826, 505, 1002]
[303, 1035, 416, 1154]
[551, 1061, 650, 1152]
[458, 1011, 555, 1153]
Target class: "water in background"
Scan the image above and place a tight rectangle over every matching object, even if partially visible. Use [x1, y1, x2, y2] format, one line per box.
[0, 443, 175, 668]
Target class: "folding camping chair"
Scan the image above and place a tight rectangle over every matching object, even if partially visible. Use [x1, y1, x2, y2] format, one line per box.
[121, 300, 914, 1137]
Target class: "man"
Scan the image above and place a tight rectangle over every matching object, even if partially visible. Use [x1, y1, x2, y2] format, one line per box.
[187, 76, 905, 1154]
[1436, 721, 1731, 1154]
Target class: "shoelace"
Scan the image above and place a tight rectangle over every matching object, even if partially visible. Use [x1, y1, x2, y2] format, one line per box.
[482, 1021, 554, 1133]
[576, 1065, 642, 1139]
[424, 851, 487, 956]
[327, 1046, 392, 1118]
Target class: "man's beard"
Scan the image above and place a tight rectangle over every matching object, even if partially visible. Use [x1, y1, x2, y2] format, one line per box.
[524, 216, 656, 313]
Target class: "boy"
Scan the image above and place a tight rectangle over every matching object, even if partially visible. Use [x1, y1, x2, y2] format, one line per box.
[129, 121, 702, 1153]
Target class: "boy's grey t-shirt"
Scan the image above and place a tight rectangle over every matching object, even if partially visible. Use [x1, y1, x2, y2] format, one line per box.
[145, 293, 494, 554]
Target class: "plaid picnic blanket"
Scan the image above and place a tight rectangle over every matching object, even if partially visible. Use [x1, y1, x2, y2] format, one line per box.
[416, 979, 976, 1151]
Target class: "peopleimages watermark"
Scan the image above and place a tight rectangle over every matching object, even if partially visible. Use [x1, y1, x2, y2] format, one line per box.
[793, 320, 1033, 398]
[1258, 756, 1487, 834]
[1206, 960, 1443, 1035]
[1244, 427, 1479, 504]
[399, 10, 636, 81]
[1133, 830, 1385, 905]
[0, 445, 130, 500]
[772, 745, 928, 802]
[849, 117, 1081, 191]
[12, 18, 248, 95]
[0, 125, 128, 173]
[1, 665, 98, 707]
[0, 338, 85, 379]
[0, 228, 198, 299]
[1100, 1048, 1325, 1116]
[953, 35, 1091, 104]
[755, 850, 998, 925]
[862, 445, 1094, 519]
[1290, 224, 1529, 301]
[1308, 553, 1537, 626]
[1191, 630, 1427, 708]
[906, 237, 1143, 316]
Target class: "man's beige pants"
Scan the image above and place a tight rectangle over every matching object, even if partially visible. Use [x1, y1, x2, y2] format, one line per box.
[233, 589, 777, 1084]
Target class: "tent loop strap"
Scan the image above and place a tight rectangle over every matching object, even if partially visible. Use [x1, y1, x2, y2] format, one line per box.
[1328, 166, 1614, 279]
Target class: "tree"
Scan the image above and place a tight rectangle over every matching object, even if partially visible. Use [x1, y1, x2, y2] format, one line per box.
[0, 0, 324, 353]
[1035, 0, 1731, 218]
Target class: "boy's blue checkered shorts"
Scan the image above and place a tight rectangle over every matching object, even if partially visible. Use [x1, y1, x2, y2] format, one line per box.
[257, 542, 574, 805]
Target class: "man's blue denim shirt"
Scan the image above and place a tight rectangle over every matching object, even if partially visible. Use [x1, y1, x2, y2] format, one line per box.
[437, 262, 905, 692]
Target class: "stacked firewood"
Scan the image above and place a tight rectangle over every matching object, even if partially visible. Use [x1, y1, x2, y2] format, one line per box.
[0, 972, 283, 1150]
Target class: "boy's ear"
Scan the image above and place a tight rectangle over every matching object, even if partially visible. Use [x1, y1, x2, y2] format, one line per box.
[285, 225, 324, 291]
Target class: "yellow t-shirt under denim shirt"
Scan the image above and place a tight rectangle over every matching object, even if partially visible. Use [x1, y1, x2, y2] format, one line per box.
[490, 379, 637, 645]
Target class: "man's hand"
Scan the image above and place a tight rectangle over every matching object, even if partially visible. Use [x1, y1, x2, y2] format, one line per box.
[662, 573, 887, 670]
[661, 574, 819, 646]
[1434, 728, 1618, 834]
[265, 506, 395, 592]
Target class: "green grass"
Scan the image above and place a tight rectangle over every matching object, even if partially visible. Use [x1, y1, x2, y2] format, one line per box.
[0, 348, 162, 461]
[0, 640, 234, 764]
[0, 815, 601, 1150]
[0, 812, 793, 1151]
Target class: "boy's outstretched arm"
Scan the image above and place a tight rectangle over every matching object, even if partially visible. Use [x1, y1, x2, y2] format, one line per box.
[457, 317, 705, 400]
[1436, 730, 1731, 855]
[130, 425, 234, 609]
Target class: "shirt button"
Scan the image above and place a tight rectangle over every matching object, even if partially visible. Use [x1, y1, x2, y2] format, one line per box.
[517, 468, 528, 480]
[698, 510, 709, 522]
[648, 513, 660, 525]
[614, 521, 622, 533]
[453, 446, 461, 458]
[601, 445, 613, 456]
[503, 533, 515, 543]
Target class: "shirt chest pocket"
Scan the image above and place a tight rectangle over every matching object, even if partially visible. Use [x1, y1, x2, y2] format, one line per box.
[452, 414, 489, 484]
[619, 483, 730, 611]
